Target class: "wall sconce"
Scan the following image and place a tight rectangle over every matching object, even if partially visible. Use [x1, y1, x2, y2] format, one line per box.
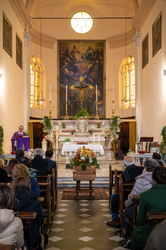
[0, 74, 2, 79]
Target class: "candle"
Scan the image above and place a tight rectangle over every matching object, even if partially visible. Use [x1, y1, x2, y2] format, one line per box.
[66, 85, 67, 101]
[93, 134, 95, 142]
[98, 134, 100, 142]
[49, 85, 52, 102]
[113, 85, 115, 101]
[96, 84, 97, 102]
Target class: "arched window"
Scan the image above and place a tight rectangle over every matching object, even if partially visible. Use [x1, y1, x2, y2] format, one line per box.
[30, 56, 45, 108]
[119, 56, 135, 109]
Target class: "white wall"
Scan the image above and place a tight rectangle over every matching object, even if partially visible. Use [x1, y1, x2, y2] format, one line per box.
[0, 0, 25, 152]
[139, 0, 166, 142]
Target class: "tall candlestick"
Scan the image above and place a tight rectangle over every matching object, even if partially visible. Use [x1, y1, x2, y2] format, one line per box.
[66, 85, 68, 102]
[113, 85, 115, 101]
[96, 84, 97, 101]
[49, 85, 52, 102]
[98, 134, 100, 142]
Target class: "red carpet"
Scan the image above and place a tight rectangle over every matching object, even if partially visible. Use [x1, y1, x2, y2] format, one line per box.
[61, 187, 109, 200]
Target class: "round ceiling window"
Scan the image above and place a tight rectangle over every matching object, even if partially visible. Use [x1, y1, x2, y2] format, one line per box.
[71, 11, 93, 34]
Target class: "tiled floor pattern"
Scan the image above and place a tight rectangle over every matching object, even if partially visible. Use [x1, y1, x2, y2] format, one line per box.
[46, 190, 128, 250]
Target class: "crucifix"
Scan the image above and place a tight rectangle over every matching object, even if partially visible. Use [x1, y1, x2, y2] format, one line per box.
[70, 76, 94, 106]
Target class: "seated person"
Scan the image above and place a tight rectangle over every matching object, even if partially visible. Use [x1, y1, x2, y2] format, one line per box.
[11, 125, 27, 152]
[132, 166, 166, 249]
[11, 176, 43, 250]
[15, 148, 25, 162]
[0, 183, 24, 249]
[152, 152, 164, 166]
[123, 159, 159, 248]
[13, 163, 40, 197]
[106, 155, 143, 228]
[31, 148, 49, 176]
[45, 149, 57, 170]
[0, 159, 8, 183]
[4, 158, 18, 175]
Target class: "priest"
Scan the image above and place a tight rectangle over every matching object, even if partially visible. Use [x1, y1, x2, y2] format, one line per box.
[11, 125, 27, 152]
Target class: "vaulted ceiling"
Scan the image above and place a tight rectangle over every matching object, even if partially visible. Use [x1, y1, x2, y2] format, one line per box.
[9, 0, 156, 48]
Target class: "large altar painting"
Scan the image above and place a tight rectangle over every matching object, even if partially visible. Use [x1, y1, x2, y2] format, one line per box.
[58, 40, 105, 118]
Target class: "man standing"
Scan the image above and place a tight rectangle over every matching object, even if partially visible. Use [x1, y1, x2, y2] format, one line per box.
[11, 125, 27, 152]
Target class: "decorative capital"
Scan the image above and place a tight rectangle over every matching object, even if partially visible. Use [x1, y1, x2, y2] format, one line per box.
[133, 31, 140, 47]
[24, 30, 31, 46]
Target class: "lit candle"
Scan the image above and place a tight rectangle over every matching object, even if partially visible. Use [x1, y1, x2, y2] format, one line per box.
[66, 85, 67, 101]
[96, 84, 97, 102]
[113, 85, 115, 101]
[49, 85, 52, 102]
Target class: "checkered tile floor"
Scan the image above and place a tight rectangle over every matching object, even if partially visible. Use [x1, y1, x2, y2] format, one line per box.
[45, 190, 129, 250]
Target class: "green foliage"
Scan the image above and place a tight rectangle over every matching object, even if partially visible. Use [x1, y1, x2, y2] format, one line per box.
[0, 126, 4, 156]
[110, 116, 121, 140]
[64, 138, 71, 142]
[160, 126, 166, 159]
[74, 107, 90, 119]
[43, 116, 52, 135]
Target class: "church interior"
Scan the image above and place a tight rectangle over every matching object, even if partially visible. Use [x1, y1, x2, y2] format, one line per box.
[0, 0, 166, 249]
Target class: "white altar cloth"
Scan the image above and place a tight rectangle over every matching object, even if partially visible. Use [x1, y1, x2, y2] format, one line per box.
[62, 144, 104, 155]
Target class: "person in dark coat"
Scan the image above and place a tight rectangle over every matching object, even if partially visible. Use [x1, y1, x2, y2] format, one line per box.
[31, 148, 49, 176]
[45, 149, 57, 170]
[132, 166, 166, 249]
[0, 160, 8, 183]
[11, 176, 43, 249]
[106, 155, 143, 228]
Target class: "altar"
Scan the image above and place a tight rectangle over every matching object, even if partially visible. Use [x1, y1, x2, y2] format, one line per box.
[62, 144, 104, 155]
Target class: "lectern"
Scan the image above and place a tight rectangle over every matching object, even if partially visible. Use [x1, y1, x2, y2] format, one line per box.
[12, 136, 30, 152]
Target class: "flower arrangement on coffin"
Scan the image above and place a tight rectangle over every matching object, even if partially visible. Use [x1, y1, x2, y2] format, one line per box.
[71, 146, 98, 171]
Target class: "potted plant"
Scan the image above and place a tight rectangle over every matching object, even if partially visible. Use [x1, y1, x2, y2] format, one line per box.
[0, 126, 4, 157]
[89, 129, 93, 134]
[71, 130, 75, 135]
[64, 138, 71, 144]
[74, 107, 90, 119]
[160, 126, 166, 160]
[43, 116, 52, 135]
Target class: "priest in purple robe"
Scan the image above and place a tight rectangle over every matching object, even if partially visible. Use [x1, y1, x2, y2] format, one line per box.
[11, 125, 27, 152]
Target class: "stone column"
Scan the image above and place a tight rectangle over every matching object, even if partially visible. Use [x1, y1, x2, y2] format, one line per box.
[133, 31, 141, 152]
[23, 30, 31, 131]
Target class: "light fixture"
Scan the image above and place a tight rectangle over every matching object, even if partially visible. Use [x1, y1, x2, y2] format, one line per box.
[39, 90, 45, 104]
[71, 11, 93, 34]
[0, 74, 2, 79]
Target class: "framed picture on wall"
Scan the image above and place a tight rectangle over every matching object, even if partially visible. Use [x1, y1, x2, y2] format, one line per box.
[3, 12, 12, 58]
[58, 40, 105, 118]
[142, 34, 148, 69]
[152, 12, 162, 57]
[16, 34, 22, 69]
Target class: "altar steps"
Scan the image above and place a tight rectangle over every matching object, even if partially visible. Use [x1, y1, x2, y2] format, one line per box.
[57, 176, 109, 188]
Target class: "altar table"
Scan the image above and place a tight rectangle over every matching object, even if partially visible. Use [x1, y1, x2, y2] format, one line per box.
[62, 144, 104, 155]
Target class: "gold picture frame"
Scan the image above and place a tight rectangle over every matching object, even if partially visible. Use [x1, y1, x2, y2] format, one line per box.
[142, 34, 148, 69]
[152, 12, 162, 57]
[16, 34, 22, 69]
[3, 12, 12, 58]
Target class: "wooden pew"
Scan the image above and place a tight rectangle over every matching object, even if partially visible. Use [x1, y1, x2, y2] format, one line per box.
[147, 212, 166, 228]
[0, 245, 15, 250]
[119, 174, 134, 236]
[17, 211, 37, 250]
